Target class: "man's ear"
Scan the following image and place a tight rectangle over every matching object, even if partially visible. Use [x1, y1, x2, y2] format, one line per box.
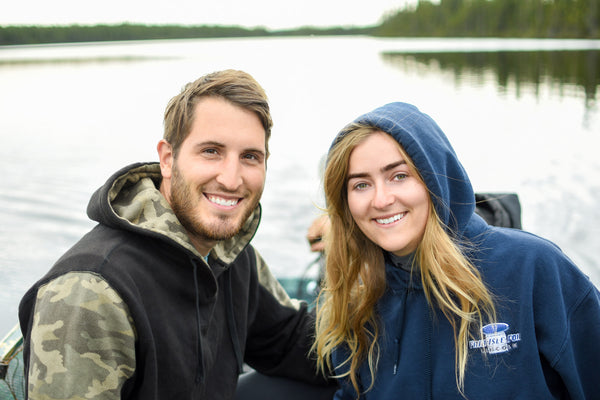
[157, 139, 173, 179]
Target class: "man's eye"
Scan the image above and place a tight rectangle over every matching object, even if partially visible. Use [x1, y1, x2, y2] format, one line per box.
[243, 153, 263, 162]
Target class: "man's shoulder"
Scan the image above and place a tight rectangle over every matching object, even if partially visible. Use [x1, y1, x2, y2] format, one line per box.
[54, 223, 170, 274]
[20, 225, 160, 316]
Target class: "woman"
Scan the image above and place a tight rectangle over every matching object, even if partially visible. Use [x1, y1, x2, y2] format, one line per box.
[313, 102, 600, 399]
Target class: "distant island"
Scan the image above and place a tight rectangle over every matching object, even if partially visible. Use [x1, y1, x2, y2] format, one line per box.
[1, 0, 597, 46]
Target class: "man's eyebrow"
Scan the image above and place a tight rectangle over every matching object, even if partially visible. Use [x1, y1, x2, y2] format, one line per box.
[347, 160, 407, 181]
[193, 141, 266, 157]
[245, 147, 266, 157]
[193, 140, 224, 149]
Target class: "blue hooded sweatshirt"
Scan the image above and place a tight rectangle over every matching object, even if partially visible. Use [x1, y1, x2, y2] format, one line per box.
[330, 102, 600, 399]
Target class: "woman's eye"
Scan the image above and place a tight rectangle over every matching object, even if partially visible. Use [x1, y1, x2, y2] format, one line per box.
[354, 182, 368, 190]
[393, 173, 407, 181]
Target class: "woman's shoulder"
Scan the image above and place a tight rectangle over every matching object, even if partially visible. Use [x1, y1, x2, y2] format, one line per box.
[465, 213, 558, 254]
[475, 220, 564, 258]
[476, 225, 595, 291]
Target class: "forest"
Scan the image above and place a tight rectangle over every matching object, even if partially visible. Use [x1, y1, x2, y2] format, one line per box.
[0, 24, 371, 46]
[0, 0, 598, 46]
[376, 0, 599, 38]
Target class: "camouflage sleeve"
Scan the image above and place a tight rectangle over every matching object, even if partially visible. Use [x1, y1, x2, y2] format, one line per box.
[27, 271, 136, 400]
[254, 249, 302, 310]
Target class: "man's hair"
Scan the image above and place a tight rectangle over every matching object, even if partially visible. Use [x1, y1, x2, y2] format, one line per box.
[163, 69, 273, 157]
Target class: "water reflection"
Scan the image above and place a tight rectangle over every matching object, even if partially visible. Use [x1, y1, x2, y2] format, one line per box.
[1, 37, 598, 336]
[382, 50, 599, 112]
[0, 55, 165, 66]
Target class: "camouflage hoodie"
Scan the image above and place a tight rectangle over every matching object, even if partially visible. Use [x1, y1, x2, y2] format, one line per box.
[19, 162, 321, 400]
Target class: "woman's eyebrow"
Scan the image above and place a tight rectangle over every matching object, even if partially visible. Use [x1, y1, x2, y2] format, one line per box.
[382, 160, 407, 172]
[347, 160, 407, 181]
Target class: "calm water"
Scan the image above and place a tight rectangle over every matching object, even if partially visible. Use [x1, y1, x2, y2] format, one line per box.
[1, 36, 599, 336]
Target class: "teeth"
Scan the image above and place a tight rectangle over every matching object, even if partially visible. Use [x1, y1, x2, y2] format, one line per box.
[208, 196, 239, 206]
[376, 213, 404, 224]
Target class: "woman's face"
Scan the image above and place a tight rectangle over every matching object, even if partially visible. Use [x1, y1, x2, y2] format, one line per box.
[346, 131, 430, 256]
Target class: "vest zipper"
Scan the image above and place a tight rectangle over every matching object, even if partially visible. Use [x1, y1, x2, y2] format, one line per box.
[224, 268, 244, 374]
[192, 260, 205, 385]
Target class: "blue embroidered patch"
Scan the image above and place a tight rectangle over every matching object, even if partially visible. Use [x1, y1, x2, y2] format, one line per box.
[469, 323, 521, 354]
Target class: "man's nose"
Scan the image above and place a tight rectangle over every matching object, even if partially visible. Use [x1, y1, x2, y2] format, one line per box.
[215, 156, 243, 190]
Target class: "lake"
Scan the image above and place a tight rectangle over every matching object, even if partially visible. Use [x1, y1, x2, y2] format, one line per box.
[0, 36, 599, 336]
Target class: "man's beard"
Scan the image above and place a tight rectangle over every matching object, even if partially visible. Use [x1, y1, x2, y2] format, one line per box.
[169, 163, 260, 242]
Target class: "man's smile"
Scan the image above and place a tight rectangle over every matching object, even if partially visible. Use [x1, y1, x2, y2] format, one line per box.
[206, 194, 241, 208]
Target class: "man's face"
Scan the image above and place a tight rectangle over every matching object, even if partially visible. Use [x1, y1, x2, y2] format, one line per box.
[159, 97, 267, 255]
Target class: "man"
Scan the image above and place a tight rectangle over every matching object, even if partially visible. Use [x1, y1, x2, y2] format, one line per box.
[19, 70, 328, 399]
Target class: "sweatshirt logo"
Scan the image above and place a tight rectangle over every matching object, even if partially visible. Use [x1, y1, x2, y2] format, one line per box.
[468, 323, 521, 354]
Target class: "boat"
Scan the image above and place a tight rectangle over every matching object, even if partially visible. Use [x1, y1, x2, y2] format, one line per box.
[0, 325, 24, 400]
[0, 193, 521, 400]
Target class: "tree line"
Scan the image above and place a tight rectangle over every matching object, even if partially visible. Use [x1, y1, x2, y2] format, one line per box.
[0, 24, 371, 46]
[376, 0, 599, 38]
[0, 0, 598, 46]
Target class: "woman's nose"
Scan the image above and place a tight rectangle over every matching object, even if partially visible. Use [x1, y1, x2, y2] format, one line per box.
[372, 183, 394, 209]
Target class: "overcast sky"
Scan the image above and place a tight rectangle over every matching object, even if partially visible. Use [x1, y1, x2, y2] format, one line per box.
[0, 0, 419, 29]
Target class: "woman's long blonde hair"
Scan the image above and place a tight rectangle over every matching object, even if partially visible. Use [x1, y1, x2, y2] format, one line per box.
[313, 126, 496, 397]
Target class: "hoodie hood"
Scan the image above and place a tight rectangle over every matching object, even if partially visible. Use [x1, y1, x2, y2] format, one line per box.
[87, 162, 260, 264]
[331, 102, 475, 236]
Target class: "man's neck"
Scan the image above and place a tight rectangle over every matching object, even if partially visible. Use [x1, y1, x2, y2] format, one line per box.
[188, 235, 216, 258]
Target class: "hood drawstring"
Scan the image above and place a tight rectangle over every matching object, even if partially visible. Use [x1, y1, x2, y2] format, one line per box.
[224, 268, 244, 374]
[425, 306, 433, 400]
[393, 288, 409, 375]
[192, 259, 205, 385]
